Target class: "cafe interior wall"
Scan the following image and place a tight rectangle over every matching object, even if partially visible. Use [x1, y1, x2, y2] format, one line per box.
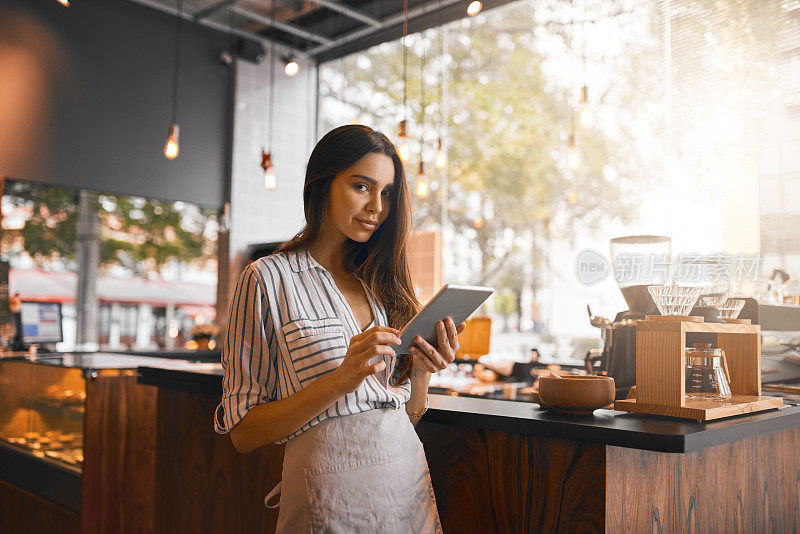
[0, 0, 230, 208]
[217, 51, 318, 327]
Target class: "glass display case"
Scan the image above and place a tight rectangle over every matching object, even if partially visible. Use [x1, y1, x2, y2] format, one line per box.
[0, 358, 87, 473]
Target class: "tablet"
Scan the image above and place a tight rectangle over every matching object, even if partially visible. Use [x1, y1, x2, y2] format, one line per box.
[392, 284, 494, 355]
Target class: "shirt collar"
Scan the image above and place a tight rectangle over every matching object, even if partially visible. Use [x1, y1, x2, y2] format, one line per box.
[289, 249, 323, 273]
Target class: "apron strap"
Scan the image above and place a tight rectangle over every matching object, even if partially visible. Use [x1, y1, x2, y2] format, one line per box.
[264, 480, 282, 509]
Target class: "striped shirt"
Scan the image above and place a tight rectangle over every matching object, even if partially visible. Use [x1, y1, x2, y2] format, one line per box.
[214, 249, 412, 444]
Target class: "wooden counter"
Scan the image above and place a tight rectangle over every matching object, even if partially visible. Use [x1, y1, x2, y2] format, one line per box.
[5, 361, 800, 532]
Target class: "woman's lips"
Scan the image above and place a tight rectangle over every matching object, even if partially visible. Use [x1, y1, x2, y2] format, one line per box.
[355, 218, 378, 231]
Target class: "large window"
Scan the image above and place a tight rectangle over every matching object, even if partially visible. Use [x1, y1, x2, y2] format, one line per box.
[318, 0, 800, 356]
[1, 180, 218, 351]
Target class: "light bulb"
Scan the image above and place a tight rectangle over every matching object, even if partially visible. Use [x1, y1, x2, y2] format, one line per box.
[396, 137, 409, 163]
[467, 1, 482, 16]
[415, 160, 428, 198]
[567, 147, 580, 169]
[567, 134, 580, 170]
[435, 138, 447, 169]
[57, 0, 70, 5]
[284, 59, 299, 77]
[261, 149, 276, 190]
[397, 120, 410, 162]
[578, 106, 593, 129]
[264, 167, 276, 190]
[474, 217, 484, 229]
[164, 123, 180, 160]
[416, 178, 428, 198]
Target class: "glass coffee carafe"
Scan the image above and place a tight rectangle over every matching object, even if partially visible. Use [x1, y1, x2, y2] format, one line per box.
[685, 343, 732, 400]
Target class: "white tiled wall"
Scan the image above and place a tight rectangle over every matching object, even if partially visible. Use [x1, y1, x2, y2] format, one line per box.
[220, 54, 317, 322]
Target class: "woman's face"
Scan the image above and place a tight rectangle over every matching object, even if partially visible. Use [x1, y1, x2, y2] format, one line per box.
[324, 152, 396, 244]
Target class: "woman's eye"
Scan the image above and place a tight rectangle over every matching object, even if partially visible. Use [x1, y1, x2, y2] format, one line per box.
[381, 189, 394, 197]
[353, 183, 369, 192]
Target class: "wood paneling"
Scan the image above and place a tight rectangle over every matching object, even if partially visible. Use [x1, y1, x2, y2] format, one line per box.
[718, 332, 762, 396]
[0, 479, 80, 534]
[636, 329, 685, 405]
[153, 387, 285, 534]
[82, 374, 158, 534]
[606, 426, 800, 533]
[416, 421, 606, 533]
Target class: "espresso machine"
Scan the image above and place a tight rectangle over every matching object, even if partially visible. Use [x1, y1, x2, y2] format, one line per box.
[586, 235, 671, 398]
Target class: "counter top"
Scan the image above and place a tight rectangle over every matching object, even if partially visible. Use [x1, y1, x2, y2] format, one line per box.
[136, 365, 800, 453]
[1, 352, 222, 373]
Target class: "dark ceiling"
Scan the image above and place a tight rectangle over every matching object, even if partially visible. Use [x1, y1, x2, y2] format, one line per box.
[126, 0, 518, 63]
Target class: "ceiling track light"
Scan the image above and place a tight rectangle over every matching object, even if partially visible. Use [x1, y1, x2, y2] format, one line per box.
[283, 56, 300, 76]
[467, 1, 482, 17]
[57, 0, 70, 6]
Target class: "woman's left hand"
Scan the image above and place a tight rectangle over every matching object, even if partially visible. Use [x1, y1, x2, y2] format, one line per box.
[409, 317, 467, 377]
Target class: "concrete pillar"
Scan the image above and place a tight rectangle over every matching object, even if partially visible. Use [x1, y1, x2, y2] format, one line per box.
[75, 190, 99, 351]
[135, 303, 153, 349]
[109, 302, 121, 349]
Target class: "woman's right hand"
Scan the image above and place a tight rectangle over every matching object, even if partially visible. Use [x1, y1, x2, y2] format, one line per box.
[333, 326, 401, 394]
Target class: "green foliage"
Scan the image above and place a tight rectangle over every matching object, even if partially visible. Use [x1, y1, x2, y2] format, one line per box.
[1, 182, 77, 267]
[1, 181, 217, 276]
[96, 194, 214, 275]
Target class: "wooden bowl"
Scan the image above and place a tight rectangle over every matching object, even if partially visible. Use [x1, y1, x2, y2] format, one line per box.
[537, 375, 615, 415]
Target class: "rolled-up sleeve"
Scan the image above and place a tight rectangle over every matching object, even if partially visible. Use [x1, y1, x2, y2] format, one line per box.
[214, 265, 278, 434]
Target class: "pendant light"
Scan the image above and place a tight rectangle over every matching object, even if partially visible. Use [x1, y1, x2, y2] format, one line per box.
[416, 40, 429, 198]
[416, 160, 429, 198]
[262, 150, 276, 190]
[262, 0, 277, 190]
[467, 1, 482, 16]
[397, 0, 410, 162]
[164, 0, 183, 160]
[567, 133, 581, 170]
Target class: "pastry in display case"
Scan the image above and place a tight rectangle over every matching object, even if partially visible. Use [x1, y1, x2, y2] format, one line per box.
[0, 359, 86, 472]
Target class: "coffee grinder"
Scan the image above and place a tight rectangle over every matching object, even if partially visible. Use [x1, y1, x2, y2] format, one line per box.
[586, 235, 671, 398]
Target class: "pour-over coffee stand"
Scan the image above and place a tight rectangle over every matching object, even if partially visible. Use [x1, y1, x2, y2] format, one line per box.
[614, 315, 784, 420]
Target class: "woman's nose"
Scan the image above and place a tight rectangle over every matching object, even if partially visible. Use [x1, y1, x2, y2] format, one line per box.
[366, 193, 382, 213]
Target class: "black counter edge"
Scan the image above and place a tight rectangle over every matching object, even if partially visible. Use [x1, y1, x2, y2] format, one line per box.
[137, 366, 222, 396]
[421, 408, 688, 453]
[0, 442, 82, 512]
[683, 407, 800, 452]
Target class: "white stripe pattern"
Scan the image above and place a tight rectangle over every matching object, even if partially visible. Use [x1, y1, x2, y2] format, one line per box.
[214, 250, 412, 444]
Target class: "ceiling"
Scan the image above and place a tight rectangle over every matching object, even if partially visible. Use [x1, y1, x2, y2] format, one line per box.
[125, 0, 518, 63]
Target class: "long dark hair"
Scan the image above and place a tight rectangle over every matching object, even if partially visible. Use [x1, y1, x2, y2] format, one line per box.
[278, 125, 420, 385]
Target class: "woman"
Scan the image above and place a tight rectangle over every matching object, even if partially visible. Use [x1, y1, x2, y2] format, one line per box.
[214, 124, 465, 533]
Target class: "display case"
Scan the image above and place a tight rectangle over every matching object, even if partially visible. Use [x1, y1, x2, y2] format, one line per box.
[0, 358, 92, 473]
[0, 355, 144, 477]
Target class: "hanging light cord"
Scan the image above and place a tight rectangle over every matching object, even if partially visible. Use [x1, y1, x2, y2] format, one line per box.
[268, 0, 276, 152]
[402, 0, 408, 121]
[419, 41, 425, 145]
[438, 12, 443, 133]
[582, 0, 587, 87]
[172, 0, 183, 125]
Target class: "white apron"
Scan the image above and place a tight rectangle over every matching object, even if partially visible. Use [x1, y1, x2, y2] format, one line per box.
[264, 407, 442, 533]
